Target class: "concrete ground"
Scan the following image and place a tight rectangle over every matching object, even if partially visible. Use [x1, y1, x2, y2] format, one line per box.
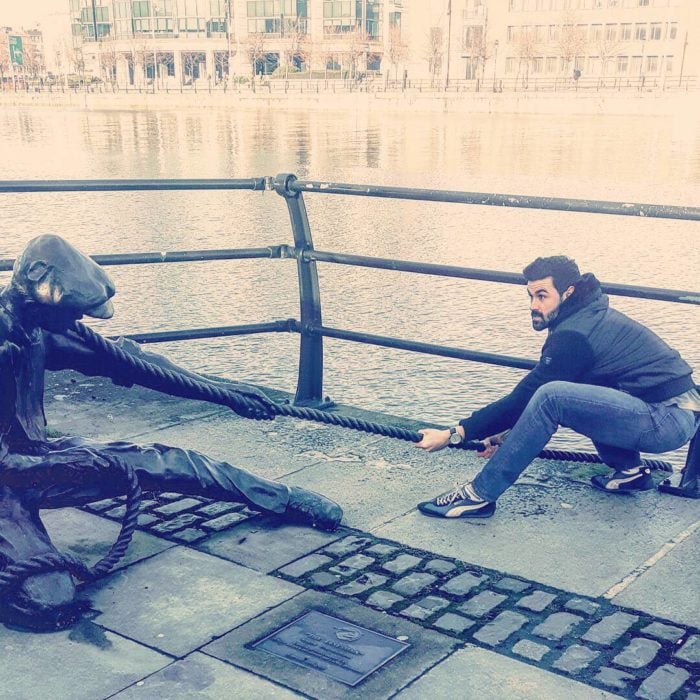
[1, 371, 698, 699]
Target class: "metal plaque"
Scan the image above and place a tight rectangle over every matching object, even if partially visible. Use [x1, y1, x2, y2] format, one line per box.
[252, 610, 410, 686]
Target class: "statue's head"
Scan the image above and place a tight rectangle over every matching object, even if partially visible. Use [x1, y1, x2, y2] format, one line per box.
[11, 234, 115, 328]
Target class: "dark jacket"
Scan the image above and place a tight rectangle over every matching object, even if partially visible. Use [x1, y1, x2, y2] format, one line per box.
[459, 273, 695, 440]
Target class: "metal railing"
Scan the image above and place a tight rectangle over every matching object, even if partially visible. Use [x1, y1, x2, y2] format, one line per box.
[1, 174, 698, 407]
[2, 174, 699, 493]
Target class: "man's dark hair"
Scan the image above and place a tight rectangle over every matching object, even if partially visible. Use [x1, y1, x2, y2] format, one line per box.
[523, 256, 580, 294]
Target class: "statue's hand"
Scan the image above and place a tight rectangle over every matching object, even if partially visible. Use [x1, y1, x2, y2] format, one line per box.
[228, 387, 277, 421]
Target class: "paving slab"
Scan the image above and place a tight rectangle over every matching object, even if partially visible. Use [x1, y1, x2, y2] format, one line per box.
[112, 651, 303, 699]
[394, 644, 622, 700]
[275, 435, 476, 530]
[202, 589, 460, 699]
[45, 371, 223, 442]
[195, 515, 342, 573]
[133, 411, 381, 482]
[41, 507, 174, 571]
[84, 546, 303, 657]
[0, 619, 170, 700]
[610, 524, 700, 628]
[373, 474, 699, 599]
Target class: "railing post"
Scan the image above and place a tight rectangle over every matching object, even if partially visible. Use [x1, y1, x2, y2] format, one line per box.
[272, 173, 324, 405]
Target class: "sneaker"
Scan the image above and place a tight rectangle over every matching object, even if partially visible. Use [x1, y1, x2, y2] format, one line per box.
[417, 483, 496, 519]
[284, 487, 343, 531]
[591, 467, 653, 494]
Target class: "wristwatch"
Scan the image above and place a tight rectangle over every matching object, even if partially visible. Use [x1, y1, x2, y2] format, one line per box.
[448, 426, 463, 445]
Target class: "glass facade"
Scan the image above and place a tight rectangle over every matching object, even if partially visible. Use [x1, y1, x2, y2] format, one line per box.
[246, 0, 308, 35]
[322, 1, 382, 38]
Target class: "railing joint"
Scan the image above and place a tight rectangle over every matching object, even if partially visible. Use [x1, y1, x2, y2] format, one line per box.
[272, 173, 299, 198]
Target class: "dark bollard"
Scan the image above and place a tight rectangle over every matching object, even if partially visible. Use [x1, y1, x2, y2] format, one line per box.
[658, 430, 700, 498]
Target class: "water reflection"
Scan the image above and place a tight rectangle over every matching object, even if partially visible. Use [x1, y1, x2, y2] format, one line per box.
[0, 105, 698, 465]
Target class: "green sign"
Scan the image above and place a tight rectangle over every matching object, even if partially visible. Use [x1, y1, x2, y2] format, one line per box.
[9, 35, 24, 66]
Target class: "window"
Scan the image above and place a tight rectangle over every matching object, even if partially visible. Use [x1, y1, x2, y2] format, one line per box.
[665, 56, 672, 72]
[605, 24, 616, 41]
[650, 23, 661, 40]
[546, 56, 557, 72]
[620, 23, 631, 40]
[548, 24, 558, 40]
[535, 25, 545, 41]
[645, 55, 657, 72]
[634, 24, 647, 41]
[505, 57, 516, 73]
[590, 24, 602, 41]
[532, 57, 543, 73]
[638, 0, 649, 6]
[669, 23, 677, 40]
[616, 55, 628, 73]
[631, 55, 642, 74]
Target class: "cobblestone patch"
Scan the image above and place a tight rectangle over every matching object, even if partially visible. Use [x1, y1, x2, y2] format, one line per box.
[82, 498, 699, 700]
[82, 492, 260, 542]
[271, 528, 700, 700]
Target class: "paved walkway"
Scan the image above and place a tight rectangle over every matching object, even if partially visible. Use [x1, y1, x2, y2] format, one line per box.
[2, 372, 698, 699]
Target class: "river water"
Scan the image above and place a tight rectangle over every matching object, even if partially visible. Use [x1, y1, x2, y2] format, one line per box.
[0, 105, 698, 464]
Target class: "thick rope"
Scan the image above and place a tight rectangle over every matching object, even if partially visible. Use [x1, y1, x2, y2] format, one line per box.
[73, 322, 674, 472]
[0, 456, 142, 593]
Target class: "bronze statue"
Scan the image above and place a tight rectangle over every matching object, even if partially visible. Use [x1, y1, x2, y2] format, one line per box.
[0, 234, 342, 630]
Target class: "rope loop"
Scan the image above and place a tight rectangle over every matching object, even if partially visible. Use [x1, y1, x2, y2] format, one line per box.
[0, 455, 142, 593]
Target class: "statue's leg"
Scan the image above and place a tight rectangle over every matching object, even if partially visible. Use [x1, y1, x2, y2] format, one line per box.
[0, 486, 79, 631]
[32, 437, 343, 531]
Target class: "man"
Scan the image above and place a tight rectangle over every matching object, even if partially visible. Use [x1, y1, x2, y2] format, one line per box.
[416, 255, 699, 519]
[0, 234, 342, 629]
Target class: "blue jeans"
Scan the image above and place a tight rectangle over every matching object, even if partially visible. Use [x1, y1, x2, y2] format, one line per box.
[471, 381, 699, 502]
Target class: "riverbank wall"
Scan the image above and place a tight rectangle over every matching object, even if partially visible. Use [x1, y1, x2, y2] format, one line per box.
[1, 86, 697, 115]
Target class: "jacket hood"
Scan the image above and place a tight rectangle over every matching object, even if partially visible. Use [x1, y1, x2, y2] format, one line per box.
[549, 272, 607, 328]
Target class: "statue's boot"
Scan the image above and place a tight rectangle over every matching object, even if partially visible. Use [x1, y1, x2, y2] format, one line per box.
[0, 487, 80, 630]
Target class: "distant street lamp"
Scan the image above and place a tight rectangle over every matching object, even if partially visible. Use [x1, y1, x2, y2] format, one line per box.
[151, 0, 158, 92]
[492, 39, 499, 91]
[445, 0, 452, 89]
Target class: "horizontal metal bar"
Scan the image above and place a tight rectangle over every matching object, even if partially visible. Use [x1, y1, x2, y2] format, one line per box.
[113, 320, 294, 345]
[291, 180, 700, 222]
[314, 325, 537, 371]
[0, 247, 284, 272]
[0, 178, 268, 193]
[306, 250, 700, 305]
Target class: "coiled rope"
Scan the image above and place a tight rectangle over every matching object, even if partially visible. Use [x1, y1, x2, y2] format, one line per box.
[74, 322, 674, 472]
[0, 456, 142, 593]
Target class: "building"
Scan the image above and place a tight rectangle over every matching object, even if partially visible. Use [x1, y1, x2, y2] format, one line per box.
[68, 0, 407, 88]
[1, 26, 46, 86]
[405, 0, 698, 87]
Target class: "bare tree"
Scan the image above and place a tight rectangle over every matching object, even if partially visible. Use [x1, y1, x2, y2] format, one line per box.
[426, 27, 444, 87]
[100, 44, 118, 85]
[463, 24, 490, 82]
[246, 33, 266, 77]
[284, 18, 309, 78]
[344, 28, 369, 80]
[595, 34, 621, 78]
[514, 27, 539, 88]
[0, 38, 9, 88]
[556, 13, 587, 77]
[387, 25, 408, 81]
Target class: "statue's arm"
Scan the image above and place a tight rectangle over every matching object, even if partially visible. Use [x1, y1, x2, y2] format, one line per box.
[44, 329, 274, 415]
[0, 338, 19, 443]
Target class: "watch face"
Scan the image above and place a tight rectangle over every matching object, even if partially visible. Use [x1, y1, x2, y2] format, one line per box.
[449, 431, 461, 445]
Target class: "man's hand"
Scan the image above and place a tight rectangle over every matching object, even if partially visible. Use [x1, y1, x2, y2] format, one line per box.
[476, 430, 511, 458]
[414, 428, 451, 452]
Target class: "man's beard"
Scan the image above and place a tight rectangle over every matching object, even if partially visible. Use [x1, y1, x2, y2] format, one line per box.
[531, 308, 559, 331]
